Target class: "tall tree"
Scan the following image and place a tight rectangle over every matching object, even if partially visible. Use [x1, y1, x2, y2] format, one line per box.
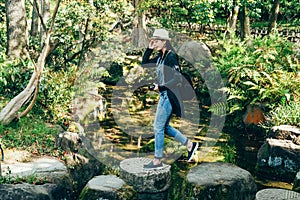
[225, 0, 239, 40]
[268, 0, 280, 34]
[30, 0, 50, 43]
[239, 5, 251, 40]
[228, 2, 239, 31]
[5, 0, 27, 59]
[0, 0, 61, 125]
[132, 0, 148, 48]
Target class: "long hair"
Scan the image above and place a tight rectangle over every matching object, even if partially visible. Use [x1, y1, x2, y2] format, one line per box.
[165, 40, 176, 53]
[164, 40, 179, 61]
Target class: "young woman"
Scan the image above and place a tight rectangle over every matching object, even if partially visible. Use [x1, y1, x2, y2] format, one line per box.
[142, 29, 198, 170]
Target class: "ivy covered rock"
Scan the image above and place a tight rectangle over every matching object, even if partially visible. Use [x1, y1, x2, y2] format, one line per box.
[55, 131, 105, 192]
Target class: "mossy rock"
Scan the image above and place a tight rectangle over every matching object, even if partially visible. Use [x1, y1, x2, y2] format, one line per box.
[79, 175, 136, 200]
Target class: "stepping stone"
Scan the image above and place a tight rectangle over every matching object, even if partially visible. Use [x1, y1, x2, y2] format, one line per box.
[1, 157, 73, 192]
[293, 171, 300, 192]
[120, 157, 171, 193]
[186, 162, 257, 200]
[2, 157, 67, 177]
[79, 175, 136, 200]
[256, 188, 300, 200]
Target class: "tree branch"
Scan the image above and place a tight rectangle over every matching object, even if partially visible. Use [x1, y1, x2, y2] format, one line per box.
[49, 0, 61, 33]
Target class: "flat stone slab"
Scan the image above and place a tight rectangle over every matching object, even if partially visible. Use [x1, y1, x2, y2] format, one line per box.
[2, 157, 67, 177]
[186, 162, 257, 200]
[79, 175, 136, 200]
[120, 157, 171, 193]
[0, 157, 74, 199]
[256, 188, 300, 200]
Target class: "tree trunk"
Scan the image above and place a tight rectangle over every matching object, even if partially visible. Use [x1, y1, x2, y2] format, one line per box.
[132, 0, 148, 48]
[229, 5, 239, 31]
[268, 0, 280, 34]
[5, 0, 27, 59]
[30, 0, 40, 36]
[239, 6, 251, 41]
[0, 34, 51, 125]
[40, 0, 50, 43]
[225, 2, 239, 40]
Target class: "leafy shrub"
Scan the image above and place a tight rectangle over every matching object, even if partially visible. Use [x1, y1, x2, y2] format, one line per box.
[213, 33, 300, 123]
[0, 55, 34, 99]
[267, 101, 300, 127]
[36, 65, 77, 123]
[52, 0, 133, 67]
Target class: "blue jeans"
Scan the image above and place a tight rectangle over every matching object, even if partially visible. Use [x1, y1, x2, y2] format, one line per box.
[154, 91, 188, 159]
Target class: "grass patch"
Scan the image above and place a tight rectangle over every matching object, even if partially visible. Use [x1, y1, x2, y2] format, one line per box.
[0, 116, 59, 156]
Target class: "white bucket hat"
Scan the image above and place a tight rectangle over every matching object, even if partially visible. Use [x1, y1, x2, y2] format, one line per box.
[151, 29, 171, 41]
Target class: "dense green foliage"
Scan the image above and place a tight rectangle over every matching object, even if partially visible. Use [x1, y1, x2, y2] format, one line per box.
[212, 33, 300, 125]
[268, 101, 300, 127]
[140, 0, 300, 33]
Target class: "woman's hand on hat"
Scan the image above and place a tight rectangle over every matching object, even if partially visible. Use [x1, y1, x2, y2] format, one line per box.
[149, 40, 156, 49]
[153, 83, 159, 91]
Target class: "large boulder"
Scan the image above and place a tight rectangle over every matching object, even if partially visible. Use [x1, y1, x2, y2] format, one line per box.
[177, 41, 212, 67]
[269, 125, 300, 145]
[186, 162, 257, 200]
[119, 157, 171, 193]
[55, 131, 105, 193]
[256, 138, 300, 181]
[79, 175, 136, 200]
[1, 157, 74, 199]
[0, 183, 73, 200]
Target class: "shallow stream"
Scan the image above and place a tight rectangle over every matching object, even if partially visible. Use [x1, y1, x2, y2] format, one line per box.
[80, 85, 293, 199]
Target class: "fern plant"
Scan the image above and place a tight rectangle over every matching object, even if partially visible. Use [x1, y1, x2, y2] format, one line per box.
[267, 101, 300, 127]
[213, 33, 300, 124]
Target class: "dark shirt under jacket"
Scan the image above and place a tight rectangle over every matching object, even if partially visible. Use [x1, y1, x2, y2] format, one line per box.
[142, 48, 183, 117]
